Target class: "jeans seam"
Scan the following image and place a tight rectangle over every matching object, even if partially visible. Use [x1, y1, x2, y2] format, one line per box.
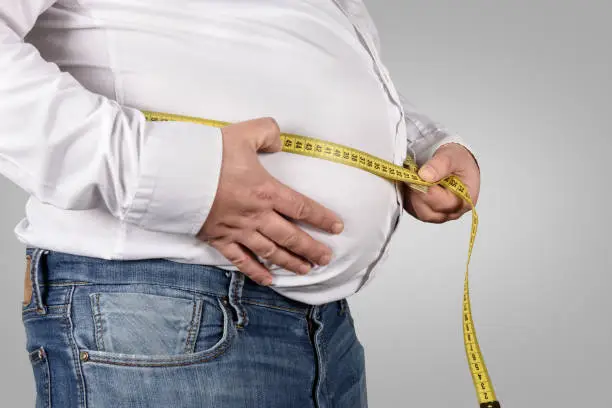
[43, 349, 51, 408]
[184, 298, 203, 354]
[311, 307, 330, 408]
[29, 347, 51, 408]
[48, 282, 90, 286]
[66, 286, 88, 408]
[90, 293, 106, 352]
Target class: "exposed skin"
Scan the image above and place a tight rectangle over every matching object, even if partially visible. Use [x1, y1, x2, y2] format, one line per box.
[198, 117, 344, 286]
[199, 118, 481, 286]
[405, 143, 480, 223]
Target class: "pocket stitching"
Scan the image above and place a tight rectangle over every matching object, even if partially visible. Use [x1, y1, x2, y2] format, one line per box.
[184, 298, 204, 354]
[81, 297, 233, 367]
[90, 293, 106, 352]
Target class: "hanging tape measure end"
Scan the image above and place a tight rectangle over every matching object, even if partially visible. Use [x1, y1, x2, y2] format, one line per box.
[480, 402, 501, 408]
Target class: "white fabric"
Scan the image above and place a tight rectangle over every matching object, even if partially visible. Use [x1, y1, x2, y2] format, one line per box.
[0, 0, 468, 305]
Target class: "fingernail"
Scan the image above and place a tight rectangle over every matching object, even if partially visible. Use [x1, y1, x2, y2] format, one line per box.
[419, 165, 437, 182]
[299, 264, 311, 274]
[331, 222, 344, 234]
[319, 254, 331, 265]
[262, 277, 273, 286]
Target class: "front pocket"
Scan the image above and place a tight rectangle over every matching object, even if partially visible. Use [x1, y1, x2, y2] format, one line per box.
[90, 292, 204, 355]
[76, 288, 234, 367]
[29, 347, 51, 408]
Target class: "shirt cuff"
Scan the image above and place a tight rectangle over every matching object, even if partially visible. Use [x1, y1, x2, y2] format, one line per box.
[123, 120, 223, 236]
[413, 132, 477, 167]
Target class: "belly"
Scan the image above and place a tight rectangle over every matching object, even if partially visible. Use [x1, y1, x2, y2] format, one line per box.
[33, 0, 403, 284]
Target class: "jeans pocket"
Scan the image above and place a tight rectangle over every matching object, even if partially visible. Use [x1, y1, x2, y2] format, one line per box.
[89, 292, 205, 355]
[29, 347, 51, 408]
[75, 287, 234, 367]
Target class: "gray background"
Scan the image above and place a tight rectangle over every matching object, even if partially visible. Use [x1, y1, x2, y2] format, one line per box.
[1, 1, 610, 407]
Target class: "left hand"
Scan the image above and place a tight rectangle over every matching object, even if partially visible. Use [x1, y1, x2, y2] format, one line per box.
[403, 143, 480, 223]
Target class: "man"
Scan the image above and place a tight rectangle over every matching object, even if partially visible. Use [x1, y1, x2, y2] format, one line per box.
[1, 0, 480, 407]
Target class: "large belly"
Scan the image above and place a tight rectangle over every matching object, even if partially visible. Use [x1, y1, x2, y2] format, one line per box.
[37, 0, 403, 281]
[127, 5, 401, 277]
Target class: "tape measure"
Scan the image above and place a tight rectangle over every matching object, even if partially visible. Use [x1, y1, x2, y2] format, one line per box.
[142, 110, 500, 408]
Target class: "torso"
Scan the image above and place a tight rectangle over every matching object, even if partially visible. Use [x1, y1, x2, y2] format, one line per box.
[21, 0, 404, 304]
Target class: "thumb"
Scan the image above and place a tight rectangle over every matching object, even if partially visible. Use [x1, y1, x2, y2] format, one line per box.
[418, 146, 455, 183]
[252, 117, 282, 153]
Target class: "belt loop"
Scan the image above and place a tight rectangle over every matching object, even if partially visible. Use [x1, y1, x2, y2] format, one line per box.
[30, 248, 49, 315]
[338, 298, 347, 315]
[228, 272, 249, 328]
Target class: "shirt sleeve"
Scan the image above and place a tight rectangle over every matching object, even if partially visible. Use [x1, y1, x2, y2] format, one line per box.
[399, 93, 475, 166]
[0, 1, 223, 236]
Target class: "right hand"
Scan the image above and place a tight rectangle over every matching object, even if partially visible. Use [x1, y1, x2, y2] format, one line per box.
[198, 117, 344, 286]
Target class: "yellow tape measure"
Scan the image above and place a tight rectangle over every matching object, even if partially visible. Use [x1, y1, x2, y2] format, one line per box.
[142, 110, 500, 408]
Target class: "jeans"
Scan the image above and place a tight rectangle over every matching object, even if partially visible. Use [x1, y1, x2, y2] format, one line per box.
[22, 248, 367, 408]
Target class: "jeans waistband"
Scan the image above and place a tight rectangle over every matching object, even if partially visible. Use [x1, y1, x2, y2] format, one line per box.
[26, 247, 314, 318]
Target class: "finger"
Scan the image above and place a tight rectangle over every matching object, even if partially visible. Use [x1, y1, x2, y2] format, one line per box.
[418, 145, 457, 183]
[406, 191, 450, 224]
[418, 185, 467, 214]
[446, 209, 471, 222]
[208, 240, 273, 286]
[236, 117, 282, 153]
[258, 212, 333, 266]
[273, 182, 344, 235]
[239, 230, 313, 275]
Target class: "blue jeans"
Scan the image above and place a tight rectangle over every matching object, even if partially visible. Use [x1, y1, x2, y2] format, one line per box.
[22, 248, 367, 408]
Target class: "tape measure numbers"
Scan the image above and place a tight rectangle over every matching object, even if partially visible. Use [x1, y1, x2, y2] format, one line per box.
[142, 110, 500, 408]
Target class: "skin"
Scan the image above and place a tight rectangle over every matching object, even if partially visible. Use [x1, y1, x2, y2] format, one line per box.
[199, 117, 343, 286]
[405, 142, 480, 223]
[199, 118, 480, 285]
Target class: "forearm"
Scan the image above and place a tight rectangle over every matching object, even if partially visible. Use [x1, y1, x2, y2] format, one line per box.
[0, 0, 223, 235]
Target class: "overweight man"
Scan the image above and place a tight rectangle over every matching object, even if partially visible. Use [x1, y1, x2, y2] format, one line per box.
[0, 1, 480, 407]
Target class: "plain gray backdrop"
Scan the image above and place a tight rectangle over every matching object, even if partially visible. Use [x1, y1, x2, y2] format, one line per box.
[1, 1, 610, 407]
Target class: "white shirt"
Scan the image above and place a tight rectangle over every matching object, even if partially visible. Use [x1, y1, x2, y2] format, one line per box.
[0, 0, 467, 305]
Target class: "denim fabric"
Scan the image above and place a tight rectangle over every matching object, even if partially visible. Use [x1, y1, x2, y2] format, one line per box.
[22, 248, 367, 408]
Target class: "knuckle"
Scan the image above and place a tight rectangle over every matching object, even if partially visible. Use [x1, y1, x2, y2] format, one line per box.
[238, 206, 260, 220]
[453, 201, 466, 213]
[262, 117, 280, 134]
[227, 253, 249, 267]
[293, 199, 311, 220]
[261, 245, 277, 259]
[282, 233, 300, 249]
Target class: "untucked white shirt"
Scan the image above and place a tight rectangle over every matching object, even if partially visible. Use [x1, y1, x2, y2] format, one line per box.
[0, 0, 467, 305]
